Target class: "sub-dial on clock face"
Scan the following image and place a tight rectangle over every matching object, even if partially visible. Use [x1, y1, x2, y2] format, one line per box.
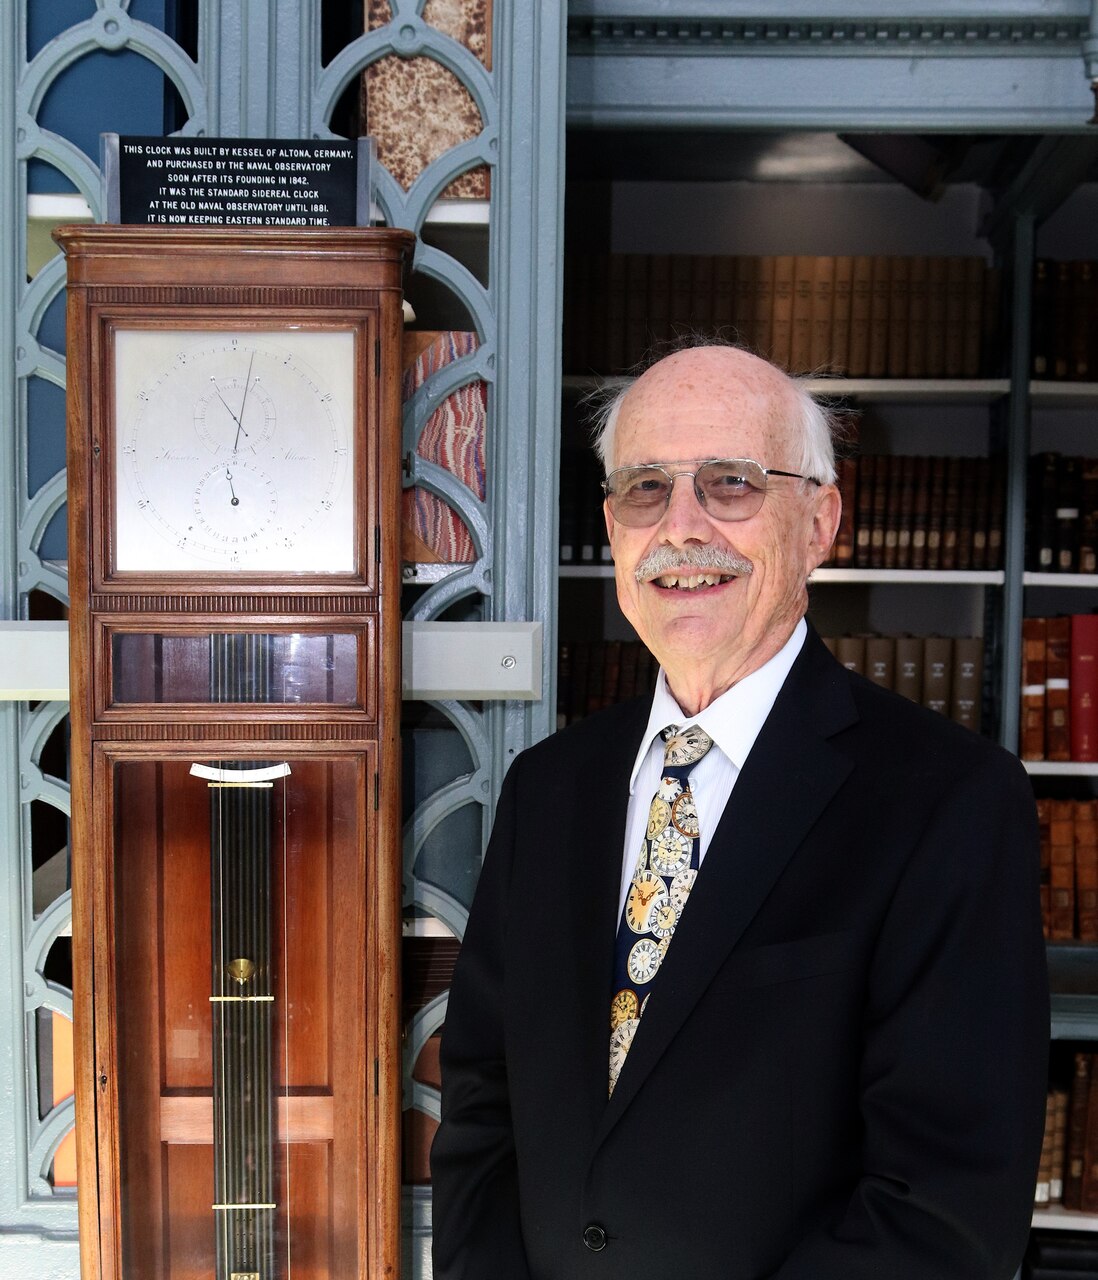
[114, 328, 355, 572]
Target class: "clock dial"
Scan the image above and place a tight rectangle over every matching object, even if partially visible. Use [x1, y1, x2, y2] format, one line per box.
[114, 328, 356, 572]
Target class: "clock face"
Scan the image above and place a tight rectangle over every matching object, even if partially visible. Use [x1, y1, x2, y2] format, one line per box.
[113, 327, 357, 573]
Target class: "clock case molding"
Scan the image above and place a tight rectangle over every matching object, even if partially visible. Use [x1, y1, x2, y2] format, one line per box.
[55, 224, 414, 1280]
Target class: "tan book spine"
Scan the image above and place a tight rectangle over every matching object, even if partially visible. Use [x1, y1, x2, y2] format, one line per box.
[1035, 1091, 1056, 1206]
[864, 635, 895, 690]
[945, 256, 968, 377]
[894, 635, 924, 704]
[921, 635, 953, 715]
[925, 256, 948, 378]
[1062, 1050, 1091, 1208]
[1051, 1086, 1070, 1204]
[732, 255, 757, 348]
[962, 256, 985, 377]
[906, 255, 928, 379]
[886, 255, 910, 379]
[949, 636, 983, 733]
[753, 255, 775, 357]
[810, 255, 836, 372]
[868, 255, 891, 378]
[835, 634, 867, 676]
[848, 255, 874, 378]
[770, 254, 796, 371]
[832, 456, 858, 567]
[790, 255, 815, 374]
[830, 255, 854, 376]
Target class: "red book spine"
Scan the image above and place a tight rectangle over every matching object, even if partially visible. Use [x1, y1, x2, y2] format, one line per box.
[1071, 614, 1098, 761]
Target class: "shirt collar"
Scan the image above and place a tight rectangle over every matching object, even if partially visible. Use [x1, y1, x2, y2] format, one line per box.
[628, 617, 808, 793]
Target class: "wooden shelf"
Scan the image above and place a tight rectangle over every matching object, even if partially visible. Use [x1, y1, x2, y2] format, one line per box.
[1025, 573, 1098, 589]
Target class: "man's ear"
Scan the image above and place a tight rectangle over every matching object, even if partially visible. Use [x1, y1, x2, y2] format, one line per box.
[603, 499, 616, 553]
[806, 483, 842, 573]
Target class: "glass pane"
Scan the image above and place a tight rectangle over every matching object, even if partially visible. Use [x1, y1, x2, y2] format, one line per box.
[114, 755, 367, 1277]
[111, 632, 361, 706]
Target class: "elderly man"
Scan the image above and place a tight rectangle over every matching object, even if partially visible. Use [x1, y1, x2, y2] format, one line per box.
[432, 344, 1047, 1280]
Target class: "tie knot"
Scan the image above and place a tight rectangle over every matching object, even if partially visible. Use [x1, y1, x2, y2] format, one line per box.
[661, 724, 713, 769]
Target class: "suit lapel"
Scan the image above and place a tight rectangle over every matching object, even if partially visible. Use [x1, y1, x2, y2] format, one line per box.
[592, 630, 858, 1144]
[563, 699, 651, 1134]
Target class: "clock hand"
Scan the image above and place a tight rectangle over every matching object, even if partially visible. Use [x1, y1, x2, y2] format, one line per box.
[233, 351, 257, 453]
[225, 468, 240, 507]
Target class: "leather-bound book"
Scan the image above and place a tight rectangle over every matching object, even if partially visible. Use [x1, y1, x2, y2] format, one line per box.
[1070, 259, 1094, 380]
[669, 255, 693, 342]
[835, 634, 866, 676]
[770, 254, 796, 371]
[987, 453, 1006, 570]
[1071, 613, 1098, 761]
[1036, 797, 1051, 940]
[848, 254, 874, 377]
[921, 635, 953, 716]
[925, 256, 948, 377]
[556, 641, 572, 730]
[732, 256, 757, 348]
[1053, 259, 1072, 380]
[949, 636, 983, 733]
[954, 457, 976, 571]
[1036, 1091, 1056, 1207]
[753, 255, 776, 357]
[1075, 799, 1098, 943]
[1056, 453, 1082, 573]
[910, 456, 930, 570]
[944, 257, 968, 377]
[883, 454, 902, 570]
[894, 636, 923, 704]
[1031, 257, 1052, 377]
[939, 455, 962, 571]
[1062, 1050, 1092, 1209]
[864, 635, 894, 689]
[962, 256, 985, 377]
[854, 454, 875, 568]
[925, 455, 947, 570]
[1049, 798, 1076, 942]
[869, 455, 890, 569]
[906, 255, 928, 378]
[896, 454, 915, 569]
[646, 253, 672, 349]
[1029, 451, 1060, 573]
[886, 255, 910, 379]
[1021, 615, 1048, 761]
[1079, 456, 1098, 575]
[831, 456, 858, 567]
[790, 255, 815, 374]
[1050, 1086, 1069, 1204]
[711, 255, 736, 337]
[1046, 614, 1073, 762]
[831, 255, 854, 375]
[689, 253, 714, 335]
[810, 255, 836, 372]
[868, 255, 891, 378]
[625, 253, 650, 369]
[971, 455, 991, 571]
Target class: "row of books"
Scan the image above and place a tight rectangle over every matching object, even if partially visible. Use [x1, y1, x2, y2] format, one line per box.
[1021, 615, 1098, 763]
[822, 633, 983, 732]
[562, 252, 1001, 379]
[1027, 453, 1098, 575]
[1033, 258, 1098, 382]
[557, 640, 659, 728]
[1035, 1056, 1098, 1217]
[825, 453, 1005, 572]
[1039, 799, 1098, 943]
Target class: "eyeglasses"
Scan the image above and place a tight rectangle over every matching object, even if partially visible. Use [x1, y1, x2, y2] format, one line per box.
[602, 458, 821, 528]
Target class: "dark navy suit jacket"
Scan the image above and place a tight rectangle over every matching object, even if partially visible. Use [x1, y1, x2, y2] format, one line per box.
[432, 626, 1048, 1280]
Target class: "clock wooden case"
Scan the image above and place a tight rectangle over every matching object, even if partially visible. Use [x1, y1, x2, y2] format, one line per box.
[55, 225, 414, 1280]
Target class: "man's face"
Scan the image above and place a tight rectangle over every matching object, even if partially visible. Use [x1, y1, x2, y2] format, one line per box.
[603, 348, 840, 713]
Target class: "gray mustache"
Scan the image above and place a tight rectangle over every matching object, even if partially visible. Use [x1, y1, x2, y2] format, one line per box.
[635, 544, 754, 582]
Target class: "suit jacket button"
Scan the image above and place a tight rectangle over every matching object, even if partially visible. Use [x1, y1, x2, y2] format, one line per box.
[583, 1224, 607, 1252]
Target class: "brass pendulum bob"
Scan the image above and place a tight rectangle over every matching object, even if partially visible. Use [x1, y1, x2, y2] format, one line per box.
[226, 957, 255, 986]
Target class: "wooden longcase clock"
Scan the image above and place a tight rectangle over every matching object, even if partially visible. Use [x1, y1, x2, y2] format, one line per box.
[56, 226, 414, 1280]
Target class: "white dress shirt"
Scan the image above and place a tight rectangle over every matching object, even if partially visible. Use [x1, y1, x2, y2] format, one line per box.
[617, 618, 808, 920]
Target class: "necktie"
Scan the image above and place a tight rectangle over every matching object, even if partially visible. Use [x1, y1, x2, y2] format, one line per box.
[609, 723, 714, 1095]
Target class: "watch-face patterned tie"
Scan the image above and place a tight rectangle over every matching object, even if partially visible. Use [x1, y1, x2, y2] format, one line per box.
[609, 723, 714, 1096]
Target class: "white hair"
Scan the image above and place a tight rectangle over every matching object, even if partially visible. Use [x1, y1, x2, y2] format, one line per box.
[588, 352, 838, 487]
